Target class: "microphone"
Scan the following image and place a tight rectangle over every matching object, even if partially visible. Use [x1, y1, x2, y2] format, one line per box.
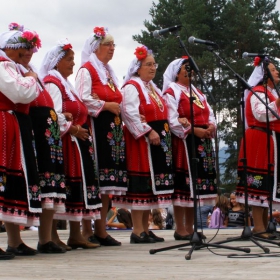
[188, 36, 217, 46]
[242, 52, 269, 58]
[152, 25, 182, 38]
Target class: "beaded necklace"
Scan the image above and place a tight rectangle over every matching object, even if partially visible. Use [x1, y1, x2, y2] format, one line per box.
[145, 82, 164, 112]
[178, 83, 205, 109]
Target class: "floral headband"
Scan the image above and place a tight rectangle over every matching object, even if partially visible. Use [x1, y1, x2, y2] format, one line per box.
[93, 26, 107, 40]
[5, 22, 41, 50]
[134, 45, 153, 61]
[8, 22, 24, 32]
[253, 56, 270, 67]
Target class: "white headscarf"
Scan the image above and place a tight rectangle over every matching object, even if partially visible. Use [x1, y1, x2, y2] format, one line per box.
[39, 38, 77, 101]
[81, 27, 119, 88]
[162, 58, 185, 93]
[81, 27, 111, 65]
[243, 61, 266, 128]
[122, 45, 161, 104]
[162, 57, 205, 107]
[0, 30, 23, 49]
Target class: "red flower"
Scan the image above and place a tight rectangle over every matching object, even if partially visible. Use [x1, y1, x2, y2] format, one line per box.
[93, 27, 106, 38]
[182, 56, 189, 60]
[254, 56, 261, 67]
[134, 46, 148, 60]
[63, 44, 72, 50]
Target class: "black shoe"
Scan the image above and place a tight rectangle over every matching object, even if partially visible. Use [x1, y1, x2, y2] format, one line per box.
[6, 243, 37, 256]
[88, 235, 100, 245]
[148, 231, 165, 242]
[130, 232, 156, 244]
[174, 231, 192, 241]
[37, 241, 66, 253]
[94, 234, 121, 246]
[0, 248, 14, 260]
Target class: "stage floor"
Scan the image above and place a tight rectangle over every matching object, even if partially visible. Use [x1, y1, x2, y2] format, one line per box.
[0, 228, 279, 279]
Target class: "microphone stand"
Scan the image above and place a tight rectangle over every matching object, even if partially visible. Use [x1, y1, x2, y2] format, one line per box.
[149, 32, 250, 260]
[205, 47, 280, 255]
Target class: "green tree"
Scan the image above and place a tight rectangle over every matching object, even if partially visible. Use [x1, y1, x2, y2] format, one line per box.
[133, 0, 280, 190]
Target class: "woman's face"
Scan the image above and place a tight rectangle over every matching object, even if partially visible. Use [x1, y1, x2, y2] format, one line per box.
[20, 48, 34, 68]
[268, 63, 280, 86]
[56, 49, 75, 79]
[176, 63, 191, 86]
[95, 40, 115, 64]
[137, 55, 157, 82]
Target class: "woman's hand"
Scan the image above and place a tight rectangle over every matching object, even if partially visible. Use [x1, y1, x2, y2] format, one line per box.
[63, 112, 73, 122]
[147, 130, 161, 145]
[178, 117, 190, 128]
[24, 71, 38, 80]
[70, 125, 89, 141]
[91, 92, 100, 100]
[193, 127, 211, 139]
[103, 102, 120, 115]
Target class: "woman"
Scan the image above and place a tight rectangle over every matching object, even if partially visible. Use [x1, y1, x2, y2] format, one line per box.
[75, 27, 127, 246]
[17, 27, 67, 253]
[236, 57, 280, 238]
[39, 39, 101, 249]
[162, 57, 217, 240]
[0, 24, 40, 259]
[112, 45, 174, 243]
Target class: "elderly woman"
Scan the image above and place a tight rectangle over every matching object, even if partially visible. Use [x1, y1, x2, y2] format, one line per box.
[112, 46, 174, 243]
[39, 39, 101, 249]
[75, 27, 127, 246]
[0, 24, 40, 259]
[162, 57, 217, 240]
[16, 26, 67, 254]
[236, 57, 280, 238]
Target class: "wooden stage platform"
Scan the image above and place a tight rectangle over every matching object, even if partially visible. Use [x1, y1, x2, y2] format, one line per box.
[0, 228, 279, 279]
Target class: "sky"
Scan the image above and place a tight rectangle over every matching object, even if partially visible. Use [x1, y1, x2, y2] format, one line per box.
[1, 0, 280, 84]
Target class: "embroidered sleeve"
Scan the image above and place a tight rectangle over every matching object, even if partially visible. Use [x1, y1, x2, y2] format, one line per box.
[163, 92, 190, 139]
[250, 92, 280, 122]
[121, 84, 152, 139]
[45, 83, 71, 136]
[75, 68, 104, 117]
[0, 61, 39, 104]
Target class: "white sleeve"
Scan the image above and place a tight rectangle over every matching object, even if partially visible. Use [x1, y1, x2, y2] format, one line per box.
[163, 93, 190, 139]
[120, 84, 152, 139]
[45, 83, 71, 136]
[0, 61, 39, 104]
[250, 92, 280, 122]
[75, 68, 105, 117]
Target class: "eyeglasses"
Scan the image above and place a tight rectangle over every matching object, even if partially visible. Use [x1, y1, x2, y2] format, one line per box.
[101, 42, 116, 48]
[142, 63, 158, 69]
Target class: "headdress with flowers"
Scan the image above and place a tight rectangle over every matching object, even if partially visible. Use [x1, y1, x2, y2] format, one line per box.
[39, 38, 72, 80]
[4, 22, 42, 51]
[81, 26, 110, 65]
[122, 45, 154, 86]
[93, 26, 107, 40]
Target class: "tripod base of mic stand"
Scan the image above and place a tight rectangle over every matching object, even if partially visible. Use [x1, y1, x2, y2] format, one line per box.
[149, 232, 250, 260]
[210, 226, 280, 254]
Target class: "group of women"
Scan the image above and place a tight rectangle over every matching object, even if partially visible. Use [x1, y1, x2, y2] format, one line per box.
[0, 23, 217, 260]
[1, 21, 278, 261]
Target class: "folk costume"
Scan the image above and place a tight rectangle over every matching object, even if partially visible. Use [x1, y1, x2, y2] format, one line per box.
[76, 28, 127, 196]
[40, 39, 101, 222]
[236, 62, 280, 207]
[112, 47, 174, 210]
[0, 29, 41, 226]
[162, 58, 217, 207]
[17, 61, 66, 214]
